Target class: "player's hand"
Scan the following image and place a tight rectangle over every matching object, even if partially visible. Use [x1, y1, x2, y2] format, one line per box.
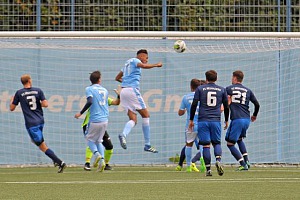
[188, 120, 194, 133]
[113, 85, 122, 96]
[156, 62, 163, 68]
[224, 121, 228, 130]
[251, 115, 257, 122]
[74, 113, 81, 119]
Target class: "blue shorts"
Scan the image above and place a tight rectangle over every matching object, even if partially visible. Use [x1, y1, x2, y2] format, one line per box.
[27, 124, 45, 146]
[197, 121, 221, 145]
[225, 118, 250, 143]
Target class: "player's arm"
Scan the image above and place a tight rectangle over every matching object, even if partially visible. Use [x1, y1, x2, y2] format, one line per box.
[75, 96, 92, 119]
[137, 62, 162, 69]
[9, 96, 17, 111]
[115, 71, 123, 83]
[251, 99, 260, 122]
[110, 85, 121, 105]
[222, 95, 230, 129]
[41, 100, 48, 108]
[188, 98, 198, 131]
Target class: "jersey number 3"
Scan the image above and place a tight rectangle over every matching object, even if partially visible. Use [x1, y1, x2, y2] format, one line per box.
[27, 95, 37, 110]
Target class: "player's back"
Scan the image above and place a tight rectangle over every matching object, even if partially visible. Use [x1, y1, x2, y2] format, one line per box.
[195, 83, 227, 121]
[121, 58, 142, 88]
[181, 92, 199, 128]
[226, 83, 257, 119]
[86, 84, 109, 123]
[14, 87, 45, 128]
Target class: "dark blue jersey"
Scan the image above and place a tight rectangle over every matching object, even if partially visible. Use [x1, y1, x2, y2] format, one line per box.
[226, 83, 258, 119]
[194, 83, 228, 121]
[12, 87, 46, 128]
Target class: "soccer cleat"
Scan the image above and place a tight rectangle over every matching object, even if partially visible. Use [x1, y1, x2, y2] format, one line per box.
[205, 170, 212, 176]
[97, 159, 105, 172]
[84, 162, 91, 171]
[246, 161, 251, 169]
[104, 164, 113, 170]
[236, 165, 248, 171]
[58, 162, 66, 173]
[175, 165, 182, 171]
[200, 157, 206, 173]
[215, 161, 224, 176]
[186, 166, 192, 172]
[144, 145, 158, 153]
[93, 155, 101, 168]
[191, 163, 199, 172]
[118, 135, 127, 149]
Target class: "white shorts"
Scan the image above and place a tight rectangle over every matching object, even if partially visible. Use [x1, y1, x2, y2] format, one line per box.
[185, 129, 197, 143]
[85, 121, 108, 143]
[120, 87, 146, 113]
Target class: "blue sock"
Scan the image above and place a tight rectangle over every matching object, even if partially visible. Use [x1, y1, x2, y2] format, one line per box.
[227, 144, 245, 166]
[191, 151, 201, 163]
[96, 143, 104, 158]
[122, 120, 135, 137]
[88, 140, 98, 154]
[213, 144, 222, 162]
[178, 146, 186, 166]
[237, 140, 249, 162]
[142, 118, 150, 146]
[45, 148, 62, 165]
[185, 146, 192, 166]
[203, 147, 211, 170]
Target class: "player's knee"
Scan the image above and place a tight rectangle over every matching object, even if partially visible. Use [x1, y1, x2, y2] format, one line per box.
[211, 141, 221, 146]
[106, 142, 113, 150]
[102, 139, 113, 150]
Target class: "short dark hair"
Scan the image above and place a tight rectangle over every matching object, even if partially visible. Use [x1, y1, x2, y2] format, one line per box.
[205, 70, 217, 82]
[137, 49, 148, 55]
[190, 79, 200, 90]
[233, 70, 244, 82]
[90, 71, 101, 84]
[190, 79, 206, 90]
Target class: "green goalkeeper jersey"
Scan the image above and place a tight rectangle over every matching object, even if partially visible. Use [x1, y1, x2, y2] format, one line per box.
[82, 97, 114, 127]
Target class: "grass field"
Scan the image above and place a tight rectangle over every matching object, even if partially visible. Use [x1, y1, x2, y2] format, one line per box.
[1, 165, 300, 200]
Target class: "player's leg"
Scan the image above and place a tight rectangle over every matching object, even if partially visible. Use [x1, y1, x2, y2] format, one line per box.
[28, 124, 66, 173]
[82, 124, 92, 171]
[225, 119, 248, 170]
[138, 108, 158, 153]
[119, 88, 137, 149]
[211, 121, 224, 176]
[237, 118, 251, 168]
[198, 122, 212, 176]
[175, 146, 185, 171]
[191, 145, 206, 172]
[119, 110, 136, 149]
[94, 122, 107, 172]
[102, 131, 114, 170]
[185, 130, 198, 172]
[86, 122, 103, 169]
[84, 146, 93, 171]
[237, 139, 250, 168]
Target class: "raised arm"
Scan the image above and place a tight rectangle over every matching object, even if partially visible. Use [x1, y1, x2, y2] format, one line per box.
[115, 71, 123, 83]
[137, 61, 162, 69]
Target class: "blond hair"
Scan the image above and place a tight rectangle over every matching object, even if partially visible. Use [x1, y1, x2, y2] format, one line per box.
[20, 74, 31, 85]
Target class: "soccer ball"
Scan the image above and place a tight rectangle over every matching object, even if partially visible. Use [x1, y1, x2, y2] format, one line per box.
[173, 40, 186, 53]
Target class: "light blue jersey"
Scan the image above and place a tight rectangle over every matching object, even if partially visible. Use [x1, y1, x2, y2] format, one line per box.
[180, 92, 199, 131]
[85, 84, 109, 123]
[121, 58, 142, 88]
